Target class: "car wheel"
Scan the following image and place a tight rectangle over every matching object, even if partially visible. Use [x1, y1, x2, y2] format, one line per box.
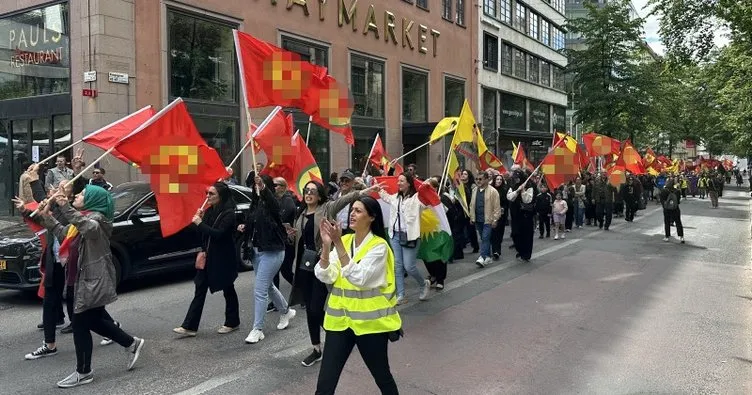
[236, 238, 253, 272]
[112, 253, 123, 288]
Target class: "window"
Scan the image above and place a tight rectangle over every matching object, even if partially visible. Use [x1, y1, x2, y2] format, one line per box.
[553, 66, 565, 91]
[500, 93, 526, 131]
[31, 119, 51, 165]
[540, 19, 550, 46]
[514, 3, 527, 31]
[553, 28, 565, 50]
[529, 13, 539, 40]
[513, 48, 526, 79]
[281, 36, 330, 176]
[528, 56, 539, 83]
[193, 117, 239, 167]
[445, 78, 465, 117]
[456, 0, 465, 25]
[483, 33, 499, 71]
[529, 100, 550, 132]
[553, 106, 567, 132]
[442, 0, 452, 19]
[402, 69, 428, 123]
[483, 0, 496, 17]
[500, 0, 512, 23]
[351, 55, 384, 118]
[501, 43, 513, 75]
[0, 3, 70, 100]
[482, 88, 497, 137]
[417, 0, 428, 9]
[53, 115, 72, 159]
[553, 0, 565, 14]
[541, 61, 551, 86]
[168, 10, 237, 103]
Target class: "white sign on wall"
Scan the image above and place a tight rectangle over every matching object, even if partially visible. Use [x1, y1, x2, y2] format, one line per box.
[83, 71, 97, 82]
[108, 72, 129, 84]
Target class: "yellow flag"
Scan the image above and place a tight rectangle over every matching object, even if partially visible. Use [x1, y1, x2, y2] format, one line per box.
[512, 141, 519, 161]
[429, 117, 459, 143]
[556, 132, 579, 153]
[448, 148, 460, 178]
[477, 129, 490, 156]
[450, 99, 476, 149]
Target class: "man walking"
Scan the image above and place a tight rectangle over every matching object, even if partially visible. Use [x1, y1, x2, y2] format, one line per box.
[469, 172, 501, 268]
[660, 180, 685, 243]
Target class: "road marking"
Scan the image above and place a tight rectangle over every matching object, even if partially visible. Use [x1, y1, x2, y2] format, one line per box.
[174, 369, 251, 395]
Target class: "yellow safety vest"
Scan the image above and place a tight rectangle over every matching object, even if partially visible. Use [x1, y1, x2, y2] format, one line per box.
[323, 234, 402, 336]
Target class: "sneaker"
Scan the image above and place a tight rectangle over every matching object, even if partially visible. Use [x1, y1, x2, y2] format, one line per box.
[662, 237, 670, 242]
[57, 371, 93, 388]
[217, 325, 238, 334]
[245, 329, 265, 344]
[37, 319, 65, 330]
[435, 283, 444, 290]
[554, 235, 559, 240]
[492, 253, 500, 260]
[267, 303, 278, 313]
[101, 321, 120, 346]
[680, 237, 685, 244]
[173, 327, 197, 337]
[277, 308, 296, 330]
[127, 337, 145, 371]
[475, 256, 485, 268]
[25, 343, 57, 360]
[396, 296, 407, 305]
[561, 234, 565, 239]
[60, 324, 73, 334]
[483, 257, 493, 267]
[419, 279, 431, 301]
[301, 348, 323, 367]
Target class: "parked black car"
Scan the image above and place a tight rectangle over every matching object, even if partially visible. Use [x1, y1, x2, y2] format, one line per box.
[0, 182, 254, 291]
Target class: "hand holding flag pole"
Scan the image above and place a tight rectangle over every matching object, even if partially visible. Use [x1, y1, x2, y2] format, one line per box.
[521, 137, 567, 187]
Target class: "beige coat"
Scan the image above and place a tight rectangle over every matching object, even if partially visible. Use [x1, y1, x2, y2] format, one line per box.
[469, 186, 502, 225]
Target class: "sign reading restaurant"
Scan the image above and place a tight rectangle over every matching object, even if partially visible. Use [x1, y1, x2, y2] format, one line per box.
[272, 0, 442, 57]
[7, 23, 65, 68]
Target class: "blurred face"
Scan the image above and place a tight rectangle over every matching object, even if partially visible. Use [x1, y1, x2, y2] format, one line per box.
[339, 177, 353, 192]
[349, 201, 374, 231]
[91, 169, 103, 180]
[477, 173, 489, 187]
[73, 189, 85, 209]
[541, 186, 548, 193]
[407, 166, 416, 175]
[494, 175, 503, 187]
[556, 193, 562, 200]
[460, 170, 469, 182]
[575, 177, 582, 185]
[303, 182, 320, 206]
[55, 157, 66, 169]
[397, 175, 410, 193]
[205, 186, 219, 206]
[273, 179, 286, 197]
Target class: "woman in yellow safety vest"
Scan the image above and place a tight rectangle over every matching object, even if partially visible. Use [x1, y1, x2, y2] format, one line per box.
[314, 195, 401, 395]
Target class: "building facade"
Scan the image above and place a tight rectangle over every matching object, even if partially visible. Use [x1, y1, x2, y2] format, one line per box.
[0, 0, 474, 213]
[477, 0, 568, 166]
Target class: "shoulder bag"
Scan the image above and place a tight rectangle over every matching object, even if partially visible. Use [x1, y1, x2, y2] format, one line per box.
[298, 214, 320, 272]
[395, 197, 417, 248]
[195, 212, 224, 270]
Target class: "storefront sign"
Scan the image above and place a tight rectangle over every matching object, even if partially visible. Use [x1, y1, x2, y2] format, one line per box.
[529, 100, 550, 133]
[531, 140, 543, 146]
[500, 93, 526, 131]
[8, 24, 65, 68]
[273, 0, 441, 56]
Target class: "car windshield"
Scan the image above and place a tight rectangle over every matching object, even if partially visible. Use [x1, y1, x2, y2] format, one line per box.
[111, 184, 151, 217]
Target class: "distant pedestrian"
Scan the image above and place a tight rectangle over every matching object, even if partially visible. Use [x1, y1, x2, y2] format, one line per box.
[660, 180, 685, 243]
[552, 192, 568, 240]
[535, 184, 552, 239]
[469, 171, 501, 267]
[508, 170, 537, 262]
[88, 168, 113, 191]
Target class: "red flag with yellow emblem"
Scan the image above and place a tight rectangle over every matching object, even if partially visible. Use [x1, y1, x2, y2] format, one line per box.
[233, 31, 354, 144]
[368, 134, 403, 176]
[290, 132, 323, 199]
[541, 145, 581, 190]
[115, 98, 229, 237]
[616, 140, 645, 175]
[583, 133, 621, 157]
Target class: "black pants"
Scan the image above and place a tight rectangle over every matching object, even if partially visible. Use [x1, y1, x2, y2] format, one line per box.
[65, 285, 75, 322]
[73, 307, 133, 374]
[273, 243, 295, 289]
[491, 220, 506, 256]
[424, 260, 447, 285]
[538, 214, 550, 237]
[182, 270, 239, 331]
[595, 202, 613, 229]
[513, 213, 535, 260]
[315, 329, 398, 395]
[564, 201, 574, 230]
[298, 270, 329, 346]
[663, 209, 684, 238]
[42, 261, 66, 344]
[624, 200, 637, 221]
[464, 218, 479, 251]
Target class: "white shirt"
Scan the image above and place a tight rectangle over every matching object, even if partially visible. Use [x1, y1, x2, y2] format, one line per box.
[507, 187, 534, 204]
[314, 233, 388, 289]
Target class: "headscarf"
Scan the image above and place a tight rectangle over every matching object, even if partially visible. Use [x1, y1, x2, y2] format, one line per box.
[83, 184, 114, 220]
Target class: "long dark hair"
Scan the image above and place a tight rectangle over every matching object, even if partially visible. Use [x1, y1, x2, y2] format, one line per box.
[354, 196, 387, 241]
[304, 181, 328, 205]
[203, 181, 235, 225]
[398, 172, 417, 198]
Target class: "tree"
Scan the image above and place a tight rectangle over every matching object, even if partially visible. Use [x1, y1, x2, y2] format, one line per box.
[566, 0, 656, 143]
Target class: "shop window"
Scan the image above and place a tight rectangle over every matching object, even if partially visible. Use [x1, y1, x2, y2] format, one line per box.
[500, 93, 526, 131]
[52, 115, 71, 160]
[168, 10, 237, 103]
[482, 88, 497, 137]
[444, 78, 465, 117]
[192, 117, 238, 169]
[351, 55, 384, 119]
[402, 68, 428, 123]
[483, 33, 499, 71]
[31, 119, 51, 165]
[0, 3, 70, 100]
[529, 100, 550, 132]
[501, 43, 513, 75]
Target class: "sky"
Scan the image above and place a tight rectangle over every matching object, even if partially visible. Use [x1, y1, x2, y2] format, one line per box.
[631, 0, 729, 56]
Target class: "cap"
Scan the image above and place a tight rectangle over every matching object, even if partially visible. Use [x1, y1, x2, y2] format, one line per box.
[340, 170, 355, 180]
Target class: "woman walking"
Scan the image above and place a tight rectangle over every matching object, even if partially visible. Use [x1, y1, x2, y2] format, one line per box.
[243, 175, 296, 344]
[34, 185, 144, 388]
[378, 172, 431, 304]
[288, 180, 376, 367]
[174, 182, 240, 337]
[491, 174, 510, 260]
[508, 170, 537, 262]
[314, 196, 401, 395]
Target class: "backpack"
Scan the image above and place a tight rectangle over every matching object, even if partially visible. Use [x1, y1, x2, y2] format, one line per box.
[664, 191, 678, 211]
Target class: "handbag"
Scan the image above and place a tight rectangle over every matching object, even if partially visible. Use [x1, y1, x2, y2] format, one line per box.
[395, 198, 417, 248]
[194, 211, 223, 270]
[298, 215, 320, 272]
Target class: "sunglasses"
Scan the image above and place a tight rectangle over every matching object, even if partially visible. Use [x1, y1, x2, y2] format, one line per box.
[303, 188, 318, 195]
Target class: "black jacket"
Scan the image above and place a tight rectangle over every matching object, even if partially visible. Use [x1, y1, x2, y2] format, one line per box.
[196, 206, 238, 293]
[247, 186, 286, 251]
[535, 192, 553, 215]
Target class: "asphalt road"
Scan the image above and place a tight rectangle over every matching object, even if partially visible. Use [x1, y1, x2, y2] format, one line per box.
[1, 186, 750, 395]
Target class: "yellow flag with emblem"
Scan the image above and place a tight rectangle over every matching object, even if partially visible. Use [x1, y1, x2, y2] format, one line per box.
[450, 100, 476, 149]
[429, 117, 460, 143]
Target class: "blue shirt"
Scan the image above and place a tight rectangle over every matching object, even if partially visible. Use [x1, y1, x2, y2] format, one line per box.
[475, 188, 486, 224]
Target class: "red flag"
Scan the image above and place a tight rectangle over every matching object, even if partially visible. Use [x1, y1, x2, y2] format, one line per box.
[290, 132, 323, 199]
[83, 106, 156, 165]
[616, 141, 645, 175]
[479, 150, 508, 173]
[367, 135, 403, 175]
[248, 108, 292, 155]
[22, 202, 47, 299]
[373, 176, 440, 206]
[541, 146, 581, 190]
[115, 98, 229, 237]
[233, 30, 354, 144]
[513, 144, 534, 171]
[583, 133, 621, 157]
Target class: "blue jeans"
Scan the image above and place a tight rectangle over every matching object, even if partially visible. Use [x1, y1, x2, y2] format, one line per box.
[390, 234, 424, 299]
[475, 223, 492, 259]
[252, 248, 289, 330]
[574, 202, 585, 227]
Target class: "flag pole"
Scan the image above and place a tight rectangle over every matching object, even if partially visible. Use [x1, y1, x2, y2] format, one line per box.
[362, 134, 379, 178]
[521, 138, 566, 187]
[228, 106, 281, 170]
[439, 147, 453, 192]
[30, 147, 116, 217]
[389, 139, 432, 165]
[305, 115, 313, 145]
[37, 140, 84, 166]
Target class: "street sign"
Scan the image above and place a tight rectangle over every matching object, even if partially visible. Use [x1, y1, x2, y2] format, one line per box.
[83, 71, 96, 82]
[108, 72, 129, 84]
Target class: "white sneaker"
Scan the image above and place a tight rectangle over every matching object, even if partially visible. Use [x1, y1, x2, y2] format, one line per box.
[101, 321, 120, 345]
[483, 257, 492, 266]
[277, 308, 296, 330]
[561, 234, 565, 239]
[663, 237, 670, 242]
[554, 235, 559, 240]
[245, 329, 264, 344]
[396, 296, 407, 305]
[680, 237, 685, 244]
[419, 280, 431, 301]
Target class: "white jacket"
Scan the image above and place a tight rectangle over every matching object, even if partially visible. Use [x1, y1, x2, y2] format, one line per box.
[379, 191, 425, 241]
